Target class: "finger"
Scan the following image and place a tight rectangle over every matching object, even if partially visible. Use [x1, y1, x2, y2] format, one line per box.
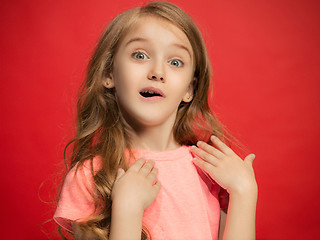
[128, 158, 147, 172]
[192, 157, 216, 176]
[152, 181, 161, 194]
[244, 154, 256, 166]
[147, 167, 159, 184]
[210, 135, 234, 155]
[139, 160, 155, 176]
[115, 168, 125, 181]
[196, 140, 224, 159]
[191, 145, 219, 166]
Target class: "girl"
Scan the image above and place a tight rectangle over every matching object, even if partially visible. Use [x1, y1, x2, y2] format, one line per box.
[54, 1, 258, 239]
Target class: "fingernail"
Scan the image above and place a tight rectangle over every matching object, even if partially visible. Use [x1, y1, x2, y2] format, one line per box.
[192, 158, 199, 164]
[190, 145, 196, 150]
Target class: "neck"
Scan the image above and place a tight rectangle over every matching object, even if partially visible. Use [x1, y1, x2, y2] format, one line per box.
[133, 125, 180, 152]
[124, 112, 181, 152]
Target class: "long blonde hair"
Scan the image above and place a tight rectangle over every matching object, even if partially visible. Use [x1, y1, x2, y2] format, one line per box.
[62, 1, 232, 239]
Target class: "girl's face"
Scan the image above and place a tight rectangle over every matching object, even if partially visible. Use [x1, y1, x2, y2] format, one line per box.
[105, 16, 194, 127]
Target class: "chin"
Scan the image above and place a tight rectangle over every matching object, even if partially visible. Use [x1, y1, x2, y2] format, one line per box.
[132, 114, 173, 128]
[137, 117, 168, 127]
[120, 105, 176, 129]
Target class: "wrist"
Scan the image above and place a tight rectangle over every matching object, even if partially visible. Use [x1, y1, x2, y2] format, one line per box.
[229, 181, 258, 200]
[112, 198, 144, 216]
[110, 198, 144, 240]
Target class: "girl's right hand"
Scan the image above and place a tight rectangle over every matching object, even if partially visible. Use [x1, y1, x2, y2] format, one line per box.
[111, 158, 161, 212]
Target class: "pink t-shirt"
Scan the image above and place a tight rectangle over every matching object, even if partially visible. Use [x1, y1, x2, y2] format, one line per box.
[54, 146, 229, 240]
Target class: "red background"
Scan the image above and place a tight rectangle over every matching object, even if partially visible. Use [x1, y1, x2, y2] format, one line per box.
[1, 0, 319, 239]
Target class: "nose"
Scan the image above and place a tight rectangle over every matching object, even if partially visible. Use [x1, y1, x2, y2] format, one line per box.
[149, 75, 164, 81]
[147, 61, 165, 82]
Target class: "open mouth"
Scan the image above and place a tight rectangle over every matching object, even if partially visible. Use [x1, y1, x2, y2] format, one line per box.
[140, 90, 162, 98]
[139, 87, 164, 98]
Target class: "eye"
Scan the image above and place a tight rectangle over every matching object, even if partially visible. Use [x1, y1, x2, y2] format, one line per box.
[132, 51, 148, 60]
[169, 59, 183, 67]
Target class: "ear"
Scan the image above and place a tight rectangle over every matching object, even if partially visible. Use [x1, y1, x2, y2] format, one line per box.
[182, 77, 196, 103]
[103, 73, 115, 89]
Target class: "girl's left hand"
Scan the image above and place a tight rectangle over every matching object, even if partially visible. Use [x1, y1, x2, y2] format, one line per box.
[190, 135, 257, 196]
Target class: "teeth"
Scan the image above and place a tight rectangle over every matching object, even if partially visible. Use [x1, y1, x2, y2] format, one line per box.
[140, 90, 161, 97]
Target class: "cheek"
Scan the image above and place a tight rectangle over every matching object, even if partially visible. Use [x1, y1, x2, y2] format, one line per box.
[113, 63, 134, 90]
[115, 60, 143, 80]
[171, 72, 193, 92]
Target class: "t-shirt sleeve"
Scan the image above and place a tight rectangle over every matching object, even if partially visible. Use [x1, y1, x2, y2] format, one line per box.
[53, 159, 102, 232]
[218, 187, 229, 210]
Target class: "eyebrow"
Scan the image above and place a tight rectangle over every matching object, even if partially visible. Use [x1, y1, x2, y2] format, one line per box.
[125, 37, 192, 58]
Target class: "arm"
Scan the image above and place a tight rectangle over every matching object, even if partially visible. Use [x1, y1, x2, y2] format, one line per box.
[191, 135, 257, 240]
[221, 185, 257, 239]
[109, 200, 144, 240]
[109, 159, 161, 240]
[73, 158, 160, 240]
[72, 206, 144, 240]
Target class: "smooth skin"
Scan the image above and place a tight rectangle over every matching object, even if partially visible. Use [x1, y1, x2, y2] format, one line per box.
[109, 159, 161, 240]
[73, 158, 161, 240]
[107, 135, 257, 240]
[74, 136, 257, 240]
[191, 135, 258, 240]
[74, 15, 257, 239]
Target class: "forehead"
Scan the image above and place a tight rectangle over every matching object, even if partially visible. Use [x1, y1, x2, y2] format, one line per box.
[120, 15, 193, 56]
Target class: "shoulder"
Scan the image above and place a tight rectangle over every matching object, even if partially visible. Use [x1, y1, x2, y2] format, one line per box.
[63, 156, 103, 192]
[79, 155, 103, 172]
[54, 156, 104, 231]
[68, 156, 103, 178]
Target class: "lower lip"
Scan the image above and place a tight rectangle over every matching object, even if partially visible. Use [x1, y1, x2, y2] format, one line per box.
[139, 95, 164, 102]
